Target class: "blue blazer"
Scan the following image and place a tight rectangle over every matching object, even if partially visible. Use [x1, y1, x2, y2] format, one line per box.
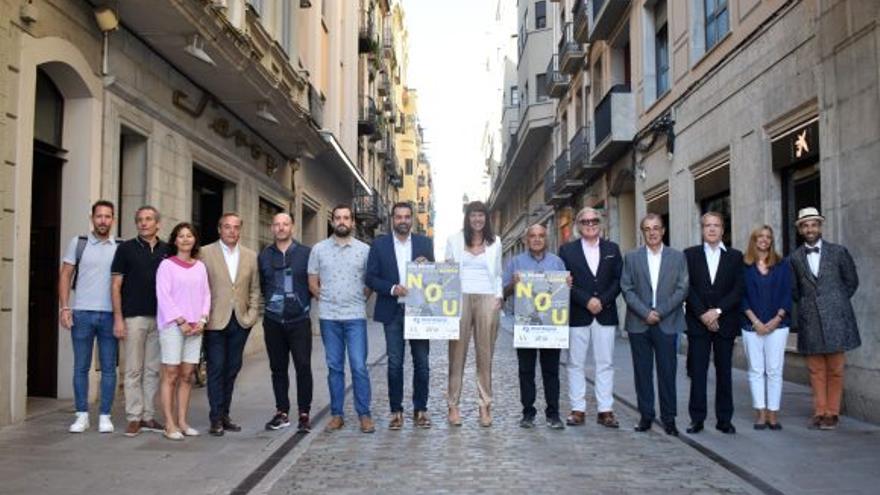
[366, 233, 435, 324]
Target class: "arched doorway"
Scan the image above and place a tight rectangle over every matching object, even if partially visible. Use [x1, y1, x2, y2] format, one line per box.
[27, 69, 66, 397]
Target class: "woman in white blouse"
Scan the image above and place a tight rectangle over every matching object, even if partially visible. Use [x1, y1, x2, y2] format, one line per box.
[444, 201, 503, 427]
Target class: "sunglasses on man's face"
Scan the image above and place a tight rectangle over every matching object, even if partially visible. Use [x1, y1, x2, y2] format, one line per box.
[578, 218, 600, 226]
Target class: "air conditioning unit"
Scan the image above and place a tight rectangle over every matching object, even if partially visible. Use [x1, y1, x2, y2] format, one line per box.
[211, 0, 228, 8]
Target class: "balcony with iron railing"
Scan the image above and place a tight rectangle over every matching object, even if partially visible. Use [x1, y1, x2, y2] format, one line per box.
[353, 188, 381, 224]
[590, 0, 631, 43]
[569, 124, 603, 181]
[573, 0, 589, 43]
[358, 95, 378, 136]
[417, 174, 426, 188]
[546, 54, 570, 98]
[377, 71, 390, 96]
[558, 21, 586, 74]
[358, 9, 377, 54]
[383, 16, 394, 59]
[592, 84, 635, 163]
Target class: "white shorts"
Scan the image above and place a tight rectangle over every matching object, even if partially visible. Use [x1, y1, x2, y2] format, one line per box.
[159, 325, 202, 365]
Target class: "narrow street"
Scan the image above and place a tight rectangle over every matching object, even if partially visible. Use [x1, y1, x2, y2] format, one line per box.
[265, 328, 756, 495]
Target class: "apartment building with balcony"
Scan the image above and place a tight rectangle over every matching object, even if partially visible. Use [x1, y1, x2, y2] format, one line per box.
[618, 0, 880, 421]
[354, 0, 407, 239]
[489, 0, 558, 261]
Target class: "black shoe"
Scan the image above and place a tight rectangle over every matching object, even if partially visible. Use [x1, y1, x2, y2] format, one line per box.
[265, 412, 290, 431]
[298, 413, 312, 432]
[634, 418, 652, 432]
[767, 422, 783, 431]
[222, 416, 242, 432]
[716, 422, 736, 434]
[546, 416, 565, 430]
[519, 415, 536, 429]
[686, 421, 704, 434]
[753, 422, 768, 431]
[664, 423, 679, 436]
[209, 420, 225, 437]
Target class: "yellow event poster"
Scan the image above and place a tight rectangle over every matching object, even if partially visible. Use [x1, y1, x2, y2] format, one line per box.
[514, 271, 570, 349]
[403, 262, 461, 340]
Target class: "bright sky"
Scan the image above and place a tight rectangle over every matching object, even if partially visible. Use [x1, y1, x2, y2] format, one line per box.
[403, 0, 506, 256]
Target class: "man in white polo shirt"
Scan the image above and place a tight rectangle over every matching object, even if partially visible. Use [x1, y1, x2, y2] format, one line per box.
[58, 200, 120, 434]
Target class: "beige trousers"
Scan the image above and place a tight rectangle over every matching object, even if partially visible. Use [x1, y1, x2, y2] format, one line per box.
[123, 316, 160, 422]
[448, 294, 499, 408]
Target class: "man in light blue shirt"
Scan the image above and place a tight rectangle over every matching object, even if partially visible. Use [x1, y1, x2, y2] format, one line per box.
[503, 224, 567, 430]
[58, 200, 119, 434]
[308, 204, 374, 433]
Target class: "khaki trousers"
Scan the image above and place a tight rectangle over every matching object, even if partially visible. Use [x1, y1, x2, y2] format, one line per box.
[806, 352, 845, 416]
[448, 294, 499, 408]
[123, 316, 160, 422]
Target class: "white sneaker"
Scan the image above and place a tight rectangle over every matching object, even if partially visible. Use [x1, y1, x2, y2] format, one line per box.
[98, 414, 114, 433]
[69, 412, 89, 433]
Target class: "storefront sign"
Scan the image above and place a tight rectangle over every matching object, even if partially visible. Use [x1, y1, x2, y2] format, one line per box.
[772, 120, 819, 169]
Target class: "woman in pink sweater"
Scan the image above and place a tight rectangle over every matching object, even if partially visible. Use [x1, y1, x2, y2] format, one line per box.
[156, 222, 211, 441]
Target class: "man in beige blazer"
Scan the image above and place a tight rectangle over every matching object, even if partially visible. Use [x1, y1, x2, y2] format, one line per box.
[201, 212, 261, 436]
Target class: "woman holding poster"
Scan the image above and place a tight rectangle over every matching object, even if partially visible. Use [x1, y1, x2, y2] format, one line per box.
[444, 201, 503, 427]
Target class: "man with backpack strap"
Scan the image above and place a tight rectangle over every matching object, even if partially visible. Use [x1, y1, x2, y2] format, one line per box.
[58, 200, 120, 433]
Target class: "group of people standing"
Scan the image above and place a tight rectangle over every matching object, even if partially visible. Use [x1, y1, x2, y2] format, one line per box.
[60, 197, 860, 439]
[502, 205, 860, 435]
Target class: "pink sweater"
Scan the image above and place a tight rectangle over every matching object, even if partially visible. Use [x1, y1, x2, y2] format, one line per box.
[156, 256, 211, 329]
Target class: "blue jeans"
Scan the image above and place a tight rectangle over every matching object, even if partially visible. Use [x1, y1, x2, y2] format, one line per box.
[319, 319, 371, 417]
[71, 310, 117, 414]
[204, 317, 251, 422]
[384, 312, 430, 413]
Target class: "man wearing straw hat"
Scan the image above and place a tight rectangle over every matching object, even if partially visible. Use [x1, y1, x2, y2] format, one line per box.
[790, 207, 860, 431]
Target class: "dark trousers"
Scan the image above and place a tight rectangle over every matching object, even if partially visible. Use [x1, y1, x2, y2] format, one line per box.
[687, 332, 735, 424]
[629, 326, 678, 425]
[516, 347, 560, 418]
[204, 316, 251, 422]
[384, 312, 430, 413]
[264, 317, 313, 415]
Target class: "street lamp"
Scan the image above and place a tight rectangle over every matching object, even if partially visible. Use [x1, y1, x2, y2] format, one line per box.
[184, 34, 216, 66]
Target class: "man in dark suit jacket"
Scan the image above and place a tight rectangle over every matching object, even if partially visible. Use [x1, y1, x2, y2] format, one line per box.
[621, 214, 689, 436]
[684, 211, 744, 434]
[558, 207, 622, 428]
[790, 207, 860, 430]
[366, 202, 435, 429]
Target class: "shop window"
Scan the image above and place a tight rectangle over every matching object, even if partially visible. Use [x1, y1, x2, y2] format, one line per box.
[192, 167, 233, 245]
[693, 161, 731, 247]
[772, 120, 821, 255]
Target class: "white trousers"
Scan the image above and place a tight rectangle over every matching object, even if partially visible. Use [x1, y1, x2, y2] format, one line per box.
[741, 327, 789, 411]
[566, 322, 616, 413]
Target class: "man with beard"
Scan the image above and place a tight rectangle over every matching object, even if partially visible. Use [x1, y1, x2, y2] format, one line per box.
[259, 213, 314, 432]
[59, 200, 120, 433]
[308, 204, 374, 433]
[790, 207, 860, 430]
[366, 202, 435, 429]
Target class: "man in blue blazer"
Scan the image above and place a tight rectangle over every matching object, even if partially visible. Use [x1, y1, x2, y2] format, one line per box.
[366, 202, 435, 429]
[558, 207, 623, 428]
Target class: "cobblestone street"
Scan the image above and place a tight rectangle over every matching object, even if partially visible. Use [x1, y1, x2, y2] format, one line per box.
[268, 329, 758, 494]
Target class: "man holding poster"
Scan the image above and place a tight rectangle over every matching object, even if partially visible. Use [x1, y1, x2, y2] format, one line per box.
[503, 224, 568, 430]
[366, 202, 435, 430]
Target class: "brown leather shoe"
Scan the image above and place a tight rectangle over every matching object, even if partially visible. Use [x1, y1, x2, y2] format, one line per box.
[222, 416, 242, 432]
[359, 416, 376, 433]
[820, 415, 839, 430]
[414, 411, 432, 429]
[327, 415, 344, 431]
[597, 411, 620, 428]
[566, 411, 586, 426]
[124, 421, 141, 437]
[447, 407, 462, 427]
[808, 415, 824, 429]
[479, 406, 492, 427]
[388, 412, 404, 430]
